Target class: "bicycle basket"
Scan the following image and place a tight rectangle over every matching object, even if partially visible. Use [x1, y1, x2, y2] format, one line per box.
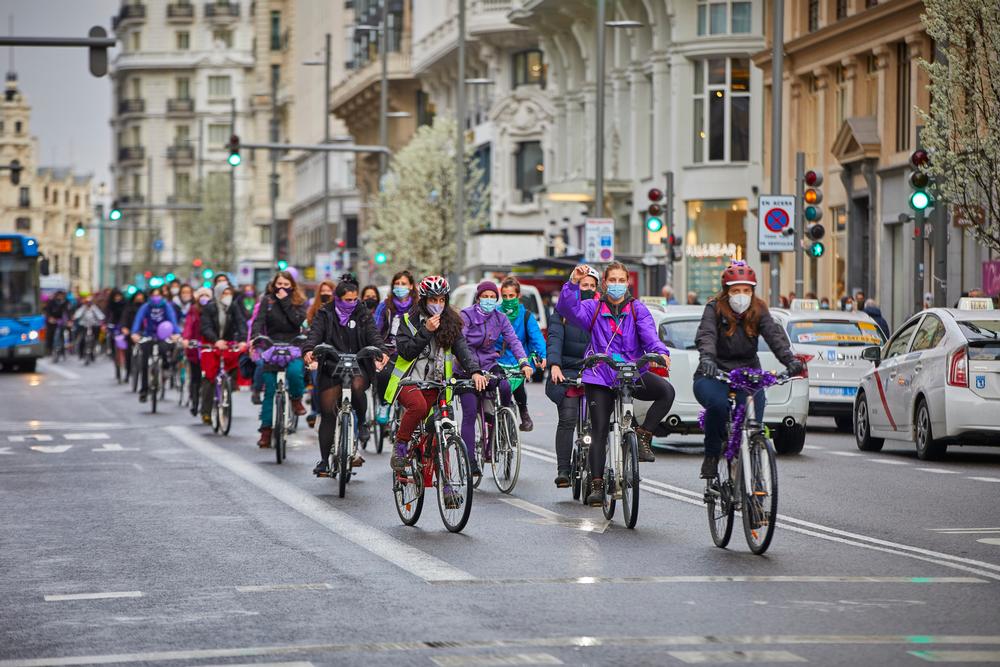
[261, 345, 301, 368]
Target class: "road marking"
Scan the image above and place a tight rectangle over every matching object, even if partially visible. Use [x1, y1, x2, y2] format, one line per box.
[431, 654, 562, 667]
[828, 451, 863, 457]
[803, 445, 824, 450]
[0, 447, 12, 455]
[431, 575, 985, 586]
[91, 443, 139, 452]
[0, 421, 117, 431]
[918, 468, 960, 474]
[165, 425, 474, 583]
[521, 444, 1000, 581]
[37, 360, 80, 380]
[668, 651, 806, 664]
[43, 591, 143, 602]
[29, 445, 72, 454]
[8, 434, 53, 442]
[500, 497, 610, 533]
[199, 664, 313, 667]
[968, 477, 1000, 483]
[65, 432, 111, 441]
[910, 650, 1000, 662]
[978, 538, 1000, 546]
[930, 528, 1000, 533]
[868, 458, 908, 465]
[235, 583, 334, 593]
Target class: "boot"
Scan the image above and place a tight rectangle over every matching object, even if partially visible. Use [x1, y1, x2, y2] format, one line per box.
[701, 455, 720, 479]
[586, 478, 604, 507]
[554, 469, 571, 488]
[636, 427, 656, 463]
[257, 427, 272, 448]
[518, 404, 534, 432]
[390, 442, 409, 472]
[291, 398, 306, 416]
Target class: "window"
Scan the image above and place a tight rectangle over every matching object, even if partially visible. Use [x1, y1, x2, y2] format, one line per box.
[417, 90, 436, 127]
[129, 126, 141, 146]
[208, 124, 232, 146]
[212, 29, 233, 48]
[270, 11, 282, 50]
[74, 194, 80, 208]
[692, 57, 750, 163]
[130, 78, 141, 99]
[175, 124, 191, 144]
[175, 172, 191, 200]
[834, 65, 847, 127]
[865, 0, 878, 7]
[0, 120, 4, 133]
[862, 54, 879, 116]
[18, 187, 30, 208]
[176, 31, 190, 50]
[895, 42, 911, 151]
[910, 314, 946, 351]
[514, 141, 544, 203]
[807, 0, 819, 31]
[130, 31, 141, 51]
[208, 75, 231, 98]
[176, 77, 190, 99]
[15, 217, 30, 232]
[885, 318, 919, 359]
[836, 0, 848, 20]
[697, 1, 751, 36]
[15, 120, 22, 134]
[513, 50, 545, 88]
[271, 64, 281, 88]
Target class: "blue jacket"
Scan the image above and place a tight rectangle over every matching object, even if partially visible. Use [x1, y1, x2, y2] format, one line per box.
[496, 303, 546, 369]
[131, 300, 180, 337]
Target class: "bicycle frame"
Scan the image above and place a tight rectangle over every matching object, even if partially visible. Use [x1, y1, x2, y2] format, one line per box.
[401, 378, 474, 488]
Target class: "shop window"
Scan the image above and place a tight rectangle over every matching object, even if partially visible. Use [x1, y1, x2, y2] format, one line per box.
[513, 50, 545, 88]
[685, 199, 748, 303]
[692, 57, 750, 163]
[515, 141, 544, 203]
[697, 1, 752, 36]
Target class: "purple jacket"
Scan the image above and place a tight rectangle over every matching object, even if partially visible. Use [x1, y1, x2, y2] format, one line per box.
[556, 281, 668, 388]
[458, 304, 529, 375]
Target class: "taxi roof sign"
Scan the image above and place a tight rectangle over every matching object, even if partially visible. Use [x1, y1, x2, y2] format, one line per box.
[790, 299, 821, 311]
[956, 297, 995, 311]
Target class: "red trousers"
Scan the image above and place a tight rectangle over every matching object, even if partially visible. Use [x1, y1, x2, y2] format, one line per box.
[200, 349, 240, 383]
[395, 386, 438, 444]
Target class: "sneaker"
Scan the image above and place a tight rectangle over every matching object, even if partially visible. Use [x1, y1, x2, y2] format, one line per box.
[257, 427, 272, 448]
[306, 414, 317, 429]
[291, 399, 306, 416]
[586, 478, 604, 506]
[636, 427, 656, 463]
[139, 393, 148, 403]
[189, 406, 198, 417]
[313, 460, 330, 476]
[554, 469, 571, 488]
[390, 443, 409, 472]
[700, 455, 720, 479]
[352, 454, 366, 468]
[358, 422, 370, 444]
[442, 485, 461, 509]
[518, 404, 534, 432]
[250, 389, 262, 405]
[201, 414, 212, 425]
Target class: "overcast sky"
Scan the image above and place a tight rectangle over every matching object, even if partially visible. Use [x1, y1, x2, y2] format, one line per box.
[3, 0, 118, 187]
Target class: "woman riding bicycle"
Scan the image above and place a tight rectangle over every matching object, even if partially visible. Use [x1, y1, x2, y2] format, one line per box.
[199, 283, 247, 424]
[360, 285, 381, 313]
[385, 276, 488, 474]
[251, 270, 308, 448]
[304, 280, 336, 428]
[557, 262, 675, 506]
[693, 261, 803, 479]
[458, 280, 533, 477]
[302, 273, 390, 477]
[130, 286, 181, 403]
[181, 287, 212, 416]
[372, 270, 417, 425]
[496, 277, 546, 432]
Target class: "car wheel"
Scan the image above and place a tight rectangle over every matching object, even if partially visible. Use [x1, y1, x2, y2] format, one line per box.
[914, 398, 946, 461]
[855, 393, 885, 452]
[834, 415, 853, 433]
[772, 423, 805, 455]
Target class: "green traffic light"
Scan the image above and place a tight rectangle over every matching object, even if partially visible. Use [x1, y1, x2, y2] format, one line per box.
[808, 242, 825, 258]
[228, 152, 241, 167]
[645, 216, 663, 233]
[165, 273, 176, 282]
[74, 226, 86, 238]
[804, 206, 823, 222]
[201, 268, 214, 280]
[910, 190, 931, 211]
[277, 260, 288, 270]
[374, 252, 387, 265]
[109, 209, 122, 221]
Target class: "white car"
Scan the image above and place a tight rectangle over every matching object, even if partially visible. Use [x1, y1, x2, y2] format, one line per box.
[771, 303, 887, 432]
[451, 282, 548, 335]
[634, 305, 811, 455]
[853, 298, 1000, 459]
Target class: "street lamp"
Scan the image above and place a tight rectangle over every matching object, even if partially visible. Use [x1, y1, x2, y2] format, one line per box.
[303, 33, 333, 256]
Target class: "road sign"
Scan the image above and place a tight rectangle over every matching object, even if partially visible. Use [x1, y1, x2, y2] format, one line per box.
[314, 252, 335, 281]
[152, 239, 164, 252]
[585, 218, 615, 263]
[758, 195, 795, 252]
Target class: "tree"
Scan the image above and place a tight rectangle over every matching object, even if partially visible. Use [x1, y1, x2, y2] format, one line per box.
[920, 0, 1000, 252]
[176, 172, 234, 271]
[368, 117, 488, 278]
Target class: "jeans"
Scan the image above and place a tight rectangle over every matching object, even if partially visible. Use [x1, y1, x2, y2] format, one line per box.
[693, 376, 766, 457]
[458, 376, 512, 465]
[260, 358, 305, 428]
[252, 359, 265, 392]
[554, 394, 580, 471]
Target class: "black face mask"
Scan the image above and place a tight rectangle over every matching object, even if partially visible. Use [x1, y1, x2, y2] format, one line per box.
[320, 294, 333, 304]
[580, 290, 596, 301]
[363, 298, 378, 311]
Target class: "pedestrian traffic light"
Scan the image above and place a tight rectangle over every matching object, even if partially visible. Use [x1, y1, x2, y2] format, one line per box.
[804, 169, 823, 222]
[9, 159, 22, 185]
[374, 252, 387, 265]
[144, 271, 153, 279]
[277, 259, 288, 270]
[165, 272, 176, 282]
[201, 268, 214, 280]
[109, 200, 122, 221]
[909, 149, 932, 211]
[148, 276, 164, 288]
[74, 222, 86, 238]
[645, 188, 664, 233]
[808, 241, 825, 258]
[227, 134, 241, 167]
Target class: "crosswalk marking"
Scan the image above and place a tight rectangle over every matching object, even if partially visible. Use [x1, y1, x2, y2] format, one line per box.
[64, 433, 111, 441]
[43, 591, 143, 602]
[668, 651, 806, 664]
[431, 654, 563, 666]
[918, 468, 959, 474]
[868, 458, 908, 465]
[91, 443, 139, 452]
[29, 445, 72, 454]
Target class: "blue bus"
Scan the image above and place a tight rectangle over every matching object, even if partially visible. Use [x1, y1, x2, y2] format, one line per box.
[0, 234, 45, 372]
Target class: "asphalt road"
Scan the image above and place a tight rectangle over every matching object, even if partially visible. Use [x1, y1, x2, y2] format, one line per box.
[2, 357, 1000, 667]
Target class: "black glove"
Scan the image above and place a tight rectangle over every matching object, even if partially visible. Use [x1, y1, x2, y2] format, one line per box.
[697, 358, 718, 377]
[786, 359, 805, 377]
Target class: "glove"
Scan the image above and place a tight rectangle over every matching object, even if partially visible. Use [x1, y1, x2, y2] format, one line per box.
[697, 358, 718, 377]
[786, 359, 805, 377]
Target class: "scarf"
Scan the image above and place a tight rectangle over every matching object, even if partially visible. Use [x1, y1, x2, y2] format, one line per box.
[392, 296, 412, 312]
[334, 298, 357, 326]
[500, 298, 519, 324]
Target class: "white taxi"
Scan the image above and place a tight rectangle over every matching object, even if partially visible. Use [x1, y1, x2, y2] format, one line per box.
[634, 305, 811, 455]
[771, 300, 887, 432]
[853, 298, 1000, 460]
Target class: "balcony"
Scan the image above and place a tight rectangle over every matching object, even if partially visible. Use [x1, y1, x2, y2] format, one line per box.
[166, 143, 195, 164]
[166, 2, 195, 21]
[113, 3, 147, 30]
[166, 97, 195, 116]
[118, 98, 146, 116]
[118, 194, 145, 205]
[118, 146, 146, 164]
[204, 2, 239, 20]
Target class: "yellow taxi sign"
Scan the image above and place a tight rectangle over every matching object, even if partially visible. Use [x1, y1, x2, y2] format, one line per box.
[956, 297, 995, 311]
[790, 299, 821, 311]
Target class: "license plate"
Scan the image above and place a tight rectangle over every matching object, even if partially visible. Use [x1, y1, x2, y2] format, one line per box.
[818, 386, 856, 397]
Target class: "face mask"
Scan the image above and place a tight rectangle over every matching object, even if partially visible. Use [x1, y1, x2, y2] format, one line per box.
[427, 303, 444, 316]
[150, 295, 163, 305]
[729, 293, 752, 315]
[198, 296, 211, 306]
[606, 284, 628, 300]
[580, 289, 596, 301]
[319, 294, 332, 303]
[478, 298, 497, 313]
[221, 296, 233, 308]
[364, 298, 378, 310]
[244, 290, 254, 298]
[500, 297, 519, 312]
[392, 286, 410, 299]
[170, 287, 180, 296]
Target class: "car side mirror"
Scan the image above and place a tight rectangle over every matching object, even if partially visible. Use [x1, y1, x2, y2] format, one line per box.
[861, 345, 881, 366]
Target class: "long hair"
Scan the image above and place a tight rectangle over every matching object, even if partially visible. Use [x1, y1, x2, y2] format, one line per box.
[267, 270, 306, 306]
[384, 270, 416, 321]
[307, 280, 336, 324]
[361, 284, 380, 302]
[420, 295, 463, 349]
[713, 288, 767, 338]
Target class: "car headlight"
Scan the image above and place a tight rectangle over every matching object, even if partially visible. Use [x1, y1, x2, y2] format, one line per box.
[28, 330, 39, 340]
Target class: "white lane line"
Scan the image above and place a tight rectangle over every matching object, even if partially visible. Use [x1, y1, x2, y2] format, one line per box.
[868, 458, 908, 465]
[8, 434, 53, 442]
[92, 444, 139, 452]
[521, 444, 1000, 581]
[828, 451, 863, 457]
[431, 654, 563, 667]
[969, 477, 1000, 483]
[918, 468, 960, 474]
[433, 575, 985, 585]
[65, 433, 111, 441]
[929, 529, 1000, 534]
[29, 445, 72, 454]
[499, 497, 610, 534]
[668, 651, 806, 664]
[0, 447, 11, 455]
[199, 664, 313, 667]
[909, 650, 1000, 663]
[235, 583, 334, 593]
[165, 425, 474, 583]
[978, 538, 1000, 546]
[37, 360, 80, 380]
[43, 591, 142, 602]
[803, 445, 824, 450]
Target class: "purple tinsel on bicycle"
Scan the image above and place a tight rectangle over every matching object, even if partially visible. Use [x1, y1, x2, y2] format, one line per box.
[698, 367, 779, 460]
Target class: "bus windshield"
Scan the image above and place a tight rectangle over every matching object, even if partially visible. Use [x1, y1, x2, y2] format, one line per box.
[0, 256, 40, 317]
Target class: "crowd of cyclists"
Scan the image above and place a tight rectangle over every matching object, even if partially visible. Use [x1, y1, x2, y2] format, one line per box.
[45, 259, 804, 523]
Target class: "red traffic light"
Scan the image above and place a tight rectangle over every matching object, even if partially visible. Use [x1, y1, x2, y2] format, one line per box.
[647, 188, 663, 202]
[336, 239, 347, 248]
[192, 258, 203, 267]
[910, 149, 930, 169]
[805, 170, 823, 187]
[648, 203, 663, 217]
[143, 271, 153, 279]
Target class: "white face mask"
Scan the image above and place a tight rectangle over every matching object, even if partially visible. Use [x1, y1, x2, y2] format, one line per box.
[220, 295, 233, 308]
[729, 293, 752, 315]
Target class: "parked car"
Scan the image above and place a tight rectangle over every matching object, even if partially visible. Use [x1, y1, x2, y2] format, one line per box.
[854, 298, 1000, 460]
[451, 282, 548, 336]
[634, 305, 811, 455]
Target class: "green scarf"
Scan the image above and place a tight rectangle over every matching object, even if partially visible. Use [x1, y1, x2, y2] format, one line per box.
[500, 297, 520, 323]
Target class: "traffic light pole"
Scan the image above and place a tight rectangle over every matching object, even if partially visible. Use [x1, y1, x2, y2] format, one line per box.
[768, 0, 785, 308]
[0, 28, 114, 77]
[914, 207, 925, 314]
[664, 170, 675, 291]
[270, 72, 280, 267]
[794, 151, 805, 299]
[230, 98, 237, 272]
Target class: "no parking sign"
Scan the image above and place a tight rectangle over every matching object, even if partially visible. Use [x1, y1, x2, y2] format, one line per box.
[758, 195, 795, 252]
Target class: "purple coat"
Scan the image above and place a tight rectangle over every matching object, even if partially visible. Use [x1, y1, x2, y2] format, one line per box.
[556, 281, 668, 388]
[458, 304, 529, 374]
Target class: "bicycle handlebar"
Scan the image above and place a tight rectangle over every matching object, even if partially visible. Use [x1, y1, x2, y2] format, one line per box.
[581, 352, 667, 371]
[252, 334, 307, 348]
[311, 343, 383, 361]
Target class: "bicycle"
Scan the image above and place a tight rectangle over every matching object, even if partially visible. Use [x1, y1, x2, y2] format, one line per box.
[175, 346, 188, 407]
[363, 381, 388, 454]
[580, 352, 665, 529]
[253, 335, 306, 465]
[81, 326, 97, 365]
[137, 336, 172, 414]
[311, 344, 382, 498]
[468, 368, 521, 494]
[129, 339, 142, 393]
[558, 376, 592, 503]
[198, 342, 242, 436]
[392, 376, 477, 533]
[702, 367, 802, 555]
[51, 320, 69, 363]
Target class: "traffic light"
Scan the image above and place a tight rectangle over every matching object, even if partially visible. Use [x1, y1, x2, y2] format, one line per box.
[74, 222, 86, 238]
[192, 257, 203, 268]
[804, 169, 823, 223]
[645, 188, 664, 233]
[806, 218, 825, 259]
[277, 259, 288, 270]
[109, 200, 122, 221]
[374, 252, 387, 265]
[201, 268, 214, 280]
[909, 149, 932, 211]
[227, 134, 241, 167]
[165, 272, 176, 282]
[808, 241, 825, 258]
[9, 159, 22, 185]
[148, 276, 164, 288]
[667, 232, 683, 262]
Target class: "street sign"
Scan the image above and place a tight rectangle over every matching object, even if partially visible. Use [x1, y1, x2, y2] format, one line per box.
[758, 195, 795, 252]
[314, 252, 335, 281]
[585, 218, 615, 263]
[152, 239, 164, 252]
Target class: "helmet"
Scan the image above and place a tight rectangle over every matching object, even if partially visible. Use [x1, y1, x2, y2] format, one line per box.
[721, 261, 757, 288]
[418, 275, 450, 297]
[585, 266, 602, 283]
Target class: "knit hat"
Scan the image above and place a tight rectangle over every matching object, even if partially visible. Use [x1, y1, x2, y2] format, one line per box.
[213, 283, 229, 301]
[476, 280, 499, 299]
[194, 287, 212, 301]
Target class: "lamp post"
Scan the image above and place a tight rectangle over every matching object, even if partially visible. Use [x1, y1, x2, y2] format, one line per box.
[303, 32, 333, 260]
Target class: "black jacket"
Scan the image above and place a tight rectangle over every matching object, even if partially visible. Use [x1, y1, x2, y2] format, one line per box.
[695, 299, 795, 374]
[303, 302, 386, 357]
[200, 300, 247, 343]
[395, 310, 481, 375]
[863, 306, 891, 339]
[119, 300, 144, 332]
[544, 314, 592, 405]
[251, 294, 307, 344]
[45, 298, 70, 321]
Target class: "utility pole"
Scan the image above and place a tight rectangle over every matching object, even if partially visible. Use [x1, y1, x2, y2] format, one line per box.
[794, 151, 804, 298]
[453, 0, 466, 286]
[229, 97, 236, 272]
[769, 0, 784, 307]
[595, 0, 606, 219]
[270, 68, 279, 265]
[322, 32, 332, 258]
[378, 3, 389, 179]
[663, 170, 674, 291]
[146, 156, 154, 272]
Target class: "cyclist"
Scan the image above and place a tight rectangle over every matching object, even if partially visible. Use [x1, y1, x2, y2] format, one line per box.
[302, 273, 389, 476]
[373, 270, 417, 423]
[120, 290, 146, 378]
[251, 270, 308, 448]
[171, 283, 194, 326]
[558, 262, 674, 506]
[497, 277, 546, 432]
[693, 261, 803, 479]
[130, 286, 180, 403]
[360, 285, 381, 313]
[545, 266, 598, 487]
[43, 290, 70, 356]
[457, 280, 533, 477]
[199, 283, 247, 424]
[304, 280, 336, 428]
[72, 294, 105, 360]
[385, 276, 488, 476]
[181, 287, 212, 416]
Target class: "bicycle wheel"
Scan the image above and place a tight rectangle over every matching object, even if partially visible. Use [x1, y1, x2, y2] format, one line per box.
[274, 389, 286, 464]
[620, 431, 640, 529]
[374, 406, 385, 454]
[219, 376, 233, 435]
[492, 407, 521, 494]
[706, 456, 735, 548]
[130, 349, 141, 393]
[150, 360, 159, 414]
[393, 450, 424, 526]
[472, 412, 486, 489]
[742, 435, 779, 555]
[602, 468, 616, 520]
[436, 433, 473, 533]
[570, 445, 581, 501]
[338, 412, 352, 498]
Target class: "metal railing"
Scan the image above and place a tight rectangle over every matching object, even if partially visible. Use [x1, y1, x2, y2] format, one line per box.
[118, 146, 146, 161]
[205, 2, 239, 18]
[166, 98, 194, 114]
[167, 3, 195, 20]
[118, 98, 146, 114]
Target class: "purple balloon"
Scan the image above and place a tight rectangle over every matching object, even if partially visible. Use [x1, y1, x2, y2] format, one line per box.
[286, 266, 300, 279]
[156, 321, 175, 341]
[114, 333, 128, 350]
